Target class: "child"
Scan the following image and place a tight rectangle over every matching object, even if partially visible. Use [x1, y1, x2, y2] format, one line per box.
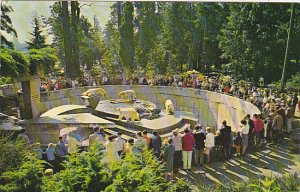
[33, 142, 43, 160]
[45, 143, 55, 167]
[232, 132, 242, 156]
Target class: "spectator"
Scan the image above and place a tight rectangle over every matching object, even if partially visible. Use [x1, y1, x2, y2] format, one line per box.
[103, 135, 120, 163]
[67, 132, 81, 154]
[204, 127, 215, 163]
[124, 138, 134, 155]
[142, 130, 151, 147]
[135, 132, 147, 150]
[220, 120, 232, 160]
[232, 131, 242, 156]
[163, 138, 175, 180]
[33, 142, 43, 160]
[253, 114, 264, 147]
[45, 143, 55, 166]
[55, 136, 68, 160]
[172, 128, 182, 172]
[193, 125, 206, 166]
[272, 111, 283, 145]
[149, 131, 162, 158]
[116, 132, 126, 157]
[240, 120, 249, 155]
[246, 114, 254, 150]
[286, 105, 293, 134]
[182, 128, 195, 171]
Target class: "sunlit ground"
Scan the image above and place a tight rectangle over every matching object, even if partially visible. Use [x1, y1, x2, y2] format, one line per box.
[176, 125, 300, 187]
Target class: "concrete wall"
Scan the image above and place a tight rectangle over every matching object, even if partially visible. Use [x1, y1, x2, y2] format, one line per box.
[33, 85, 260, 131]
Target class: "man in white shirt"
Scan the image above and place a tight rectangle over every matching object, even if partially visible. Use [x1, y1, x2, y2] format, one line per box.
[89, 127, 100, 146]
[89, 127, 106, 148]
[116, 132, 126, 157]
[172, 128, 182, 172]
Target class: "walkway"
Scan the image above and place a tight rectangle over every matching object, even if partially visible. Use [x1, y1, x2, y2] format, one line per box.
[176, 124, 300, 187]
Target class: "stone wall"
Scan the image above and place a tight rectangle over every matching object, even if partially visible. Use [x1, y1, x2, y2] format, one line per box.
[33, 85, 260, 130]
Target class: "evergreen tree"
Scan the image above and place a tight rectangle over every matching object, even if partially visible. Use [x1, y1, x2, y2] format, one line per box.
[26, 15, 47, 49]
[0, 2, 17, 49]
[119, 2, 135, 72]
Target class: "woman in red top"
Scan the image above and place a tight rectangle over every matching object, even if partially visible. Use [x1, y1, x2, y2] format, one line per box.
[252, 114, 264, 146]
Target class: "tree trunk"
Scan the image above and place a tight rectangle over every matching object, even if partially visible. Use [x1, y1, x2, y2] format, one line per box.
[71, 1, 80, 77]
[61, 1, 73, 78]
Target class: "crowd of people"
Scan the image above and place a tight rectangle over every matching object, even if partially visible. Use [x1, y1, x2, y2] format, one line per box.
[14, 71, 300, 180]
[40, 72, 300, 116]
[24, 91, 297, 179]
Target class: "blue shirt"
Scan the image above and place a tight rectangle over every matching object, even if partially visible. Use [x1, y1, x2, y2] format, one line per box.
[33, 148, 43, 159]
[55, 141, 68, 156]
[46, 147, 55, 161]
[73, 132, 81, 142]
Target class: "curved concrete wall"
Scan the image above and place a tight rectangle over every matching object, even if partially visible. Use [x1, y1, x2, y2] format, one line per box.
[35, 86, 260, 131]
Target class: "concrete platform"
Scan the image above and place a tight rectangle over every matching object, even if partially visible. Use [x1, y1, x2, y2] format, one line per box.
[40, 105, 90, 117]
[32, 113, 115, 128]
[103, 111, 197, 135]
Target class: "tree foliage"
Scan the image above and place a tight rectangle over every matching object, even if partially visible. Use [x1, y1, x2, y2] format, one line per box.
[0, 155, 45, 192]
[26, 15, 47, 50]
[0, 133, 29, 173]
[28, 48, 58, 75]
[0, 49, 28, 78]
[42, 144, 112, 192]
[0, 3, 17, 49]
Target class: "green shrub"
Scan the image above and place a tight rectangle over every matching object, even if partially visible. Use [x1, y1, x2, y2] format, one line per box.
[0, 155, 45, 192]
[42, 143, 112, 192]
[0, 133, 28, 173]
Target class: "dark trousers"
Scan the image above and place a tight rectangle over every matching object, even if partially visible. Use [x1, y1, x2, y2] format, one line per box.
[248, 133, 254, 150]
[222, 145, 231, 160]
[174, 150, 182, 170]
[273, 129, 280, 144]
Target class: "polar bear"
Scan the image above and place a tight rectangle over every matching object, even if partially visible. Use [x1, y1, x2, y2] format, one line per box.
[81, 88, 107, 98]
[118, 90, 136, 102]
[116, 108, 140, 122]
[165, 99, 174, 115]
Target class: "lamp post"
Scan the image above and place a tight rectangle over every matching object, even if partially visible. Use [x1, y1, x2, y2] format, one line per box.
[281, 3, 294, 91]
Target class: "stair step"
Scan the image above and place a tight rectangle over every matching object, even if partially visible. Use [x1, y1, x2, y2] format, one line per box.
[110, 125, 138, 138]
[104, 128, 133, 141]
[160, 123, 190, 139]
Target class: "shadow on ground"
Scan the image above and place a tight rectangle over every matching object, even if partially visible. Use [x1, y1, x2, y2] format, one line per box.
[175, 127, 300, 188]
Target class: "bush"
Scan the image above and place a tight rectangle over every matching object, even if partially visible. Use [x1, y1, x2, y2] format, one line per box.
[286, 72, 300, 92]
[0, 133, 29, 173]
[0, 155, 45, 192]
[42, 143, 112, 192]
[105, 149, 167, 192]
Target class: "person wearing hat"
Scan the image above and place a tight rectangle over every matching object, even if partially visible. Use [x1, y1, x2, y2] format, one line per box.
[89, 127, 100, 146]
[103, 135, 120, 163]
[67, 132, 81, 154]
[116, 132, 126, 157]
[172, 128, 182, 172]
[182, 128, 194, 171]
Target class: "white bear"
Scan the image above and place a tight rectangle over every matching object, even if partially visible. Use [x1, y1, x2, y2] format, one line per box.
[165, 99, 174, 115]
[81, 88, 107, 98]
[118, 90, 136, 101]
[116, 108, 140, 122]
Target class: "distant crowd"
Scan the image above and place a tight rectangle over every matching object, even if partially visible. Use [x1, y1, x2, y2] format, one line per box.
[40, 73, 300, 115]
